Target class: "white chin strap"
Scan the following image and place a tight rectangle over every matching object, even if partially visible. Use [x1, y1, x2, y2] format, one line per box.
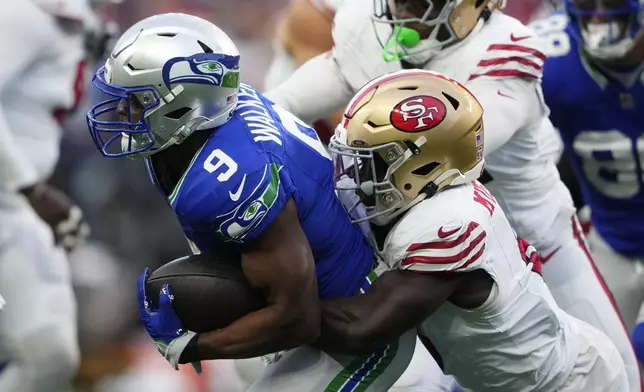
[582, 22, 635, 60]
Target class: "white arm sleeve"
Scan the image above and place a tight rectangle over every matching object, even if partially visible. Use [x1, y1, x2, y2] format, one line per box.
[264, 52, 354, 125]
[466, 77, 539, 156]
[0, 2, 49, 191]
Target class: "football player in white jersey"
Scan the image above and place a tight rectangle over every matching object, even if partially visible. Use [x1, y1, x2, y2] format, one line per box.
[316, 68, 628, 392]
[265, 0, 642, 388]
[529, 0, 644, 375]
[264, 0, 345, 143]
[0, 0, 93, 390]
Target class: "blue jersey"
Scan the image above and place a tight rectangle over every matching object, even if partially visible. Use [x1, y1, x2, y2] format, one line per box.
[147, 84, 374, 298]
[535, 14, 644, 257]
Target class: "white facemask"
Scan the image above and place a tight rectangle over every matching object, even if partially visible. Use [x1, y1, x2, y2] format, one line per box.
[581, 22, 635, 60]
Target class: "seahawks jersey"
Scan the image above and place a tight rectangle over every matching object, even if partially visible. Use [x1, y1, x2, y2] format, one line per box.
[536, 14, 644, 257]
[148, 84, 374, 297]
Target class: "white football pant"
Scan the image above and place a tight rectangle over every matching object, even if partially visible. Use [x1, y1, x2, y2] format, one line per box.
[540, 216, 641, 392]
[0, 190, 79, 392]
[586, 227, 644, 333]
[560, 316, 629, 392]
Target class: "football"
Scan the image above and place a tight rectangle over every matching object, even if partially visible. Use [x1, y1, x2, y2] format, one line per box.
[145, 253, 266, 333]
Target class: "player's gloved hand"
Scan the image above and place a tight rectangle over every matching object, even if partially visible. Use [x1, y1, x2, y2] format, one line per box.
[517, 237, 543, 275]
[20, 183, 90, 252]
[137, 268, 202, 374]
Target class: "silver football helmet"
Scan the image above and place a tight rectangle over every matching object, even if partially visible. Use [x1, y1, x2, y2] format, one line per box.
[87, 13, 241, 157]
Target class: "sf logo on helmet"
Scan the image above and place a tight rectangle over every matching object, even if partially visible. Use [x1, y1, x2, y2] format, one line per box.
[390, 95, 447, 133]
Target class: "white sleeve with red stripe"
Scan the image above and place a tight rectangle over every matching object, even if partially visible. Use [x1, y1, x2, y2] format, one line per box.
[400, 221, 488, 273]
[468, 42, 546, 82]
[265, 52, 353, 125]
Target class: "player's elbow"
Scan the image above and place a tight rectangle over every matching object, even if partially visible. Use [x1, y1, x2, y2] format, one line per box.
[275, 298, 321, 346]
[340, 323, 385, 354]
[276, 297, 321, 347]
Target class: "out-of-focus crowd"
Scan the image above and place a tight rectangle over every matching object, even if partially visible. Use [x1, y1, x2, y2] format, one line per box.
[49, 1, 548, 390]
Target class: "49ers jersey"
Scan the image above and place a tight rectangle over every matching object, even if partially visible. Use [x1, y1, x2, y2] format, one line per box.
[383, 181, 580, 391]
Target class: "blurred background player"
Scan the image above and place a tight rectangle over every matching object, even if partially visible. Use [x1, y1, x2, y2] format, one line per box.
[535, 0, 644, 333]
[533, 0, 644, 372]
[264, 0, 344, 143]
[0, 0, 94, 390]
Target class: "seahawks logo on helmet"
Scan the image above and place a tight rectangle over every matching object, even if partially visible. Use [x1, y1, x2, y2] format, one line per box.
[161, 53, 241, 89]
[216, 163, 283, 243]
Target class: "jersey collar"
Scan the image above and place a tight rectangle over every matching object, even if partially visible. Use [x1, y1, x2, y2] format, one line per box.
[579, 47, 644, 90]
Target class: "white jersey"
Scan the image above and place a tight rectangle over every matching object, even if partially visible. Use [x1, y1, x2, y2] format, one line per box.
[0, 0, 87, 191]
[266, 2, 575, 251]
[383, 181, 580, 391]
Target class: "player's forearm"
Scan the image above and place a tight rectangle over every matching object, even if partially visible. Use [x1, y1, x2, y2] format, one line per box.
[317, 271, 453, 355]
[179, 304, 320, 362]
[317, 297, 387, 354]
[264, 52, 351, 125]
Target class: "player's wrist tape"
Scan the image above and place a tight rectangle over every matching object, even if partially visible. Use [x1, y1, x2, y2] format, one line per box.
[156, 331, 197, 370]
[178, 332, 200, 364]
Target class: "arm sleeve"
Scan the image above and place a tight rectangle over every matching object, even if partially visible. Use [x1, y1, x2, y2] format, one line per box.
[399, 220, 488, 273]
[264, 52, 354, 125]
[466, 77, 541, 156]
[0, 2, 48, 190]
[465, 36, 548, 156]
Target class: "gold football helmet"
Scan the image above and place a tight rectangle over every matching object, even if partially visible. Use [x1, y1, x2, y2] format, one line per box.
[330, 69, 484, 225]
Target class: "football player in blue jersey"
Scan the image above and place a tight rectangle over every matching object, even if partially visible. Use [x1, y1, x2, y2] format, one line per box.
[85, 13, 425, 392]
[532, 0, 644, 373]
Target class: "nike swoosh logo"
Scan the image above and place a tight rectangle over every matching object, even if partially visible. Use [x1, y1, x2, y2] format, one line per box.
[438, 226, 460, 239]
[229, 174, 247, 201]
[510, 33, 531, 42]
[542, 247, 561, 264]
[497, 90, 515, 99]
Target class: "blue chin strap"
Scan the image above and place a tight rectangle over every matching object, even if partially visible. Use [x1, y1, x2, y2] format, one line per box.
[565, 0, 643, 49]
[86, 66, 161, 158]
